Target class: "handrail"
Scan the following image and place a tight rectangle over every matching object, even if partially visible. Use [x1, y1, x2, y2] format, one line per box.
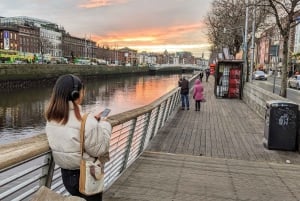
[0, 74, 198, 201]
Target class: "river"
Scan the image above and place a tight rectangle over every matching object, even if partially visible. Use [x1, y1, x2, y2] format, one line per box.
[0, 72, 194, 145]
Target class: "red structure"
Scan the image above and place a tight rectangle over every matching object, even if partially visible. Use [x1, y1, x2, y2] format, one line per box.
[214, 60, 243, 99]
[209, 63, 216, 75]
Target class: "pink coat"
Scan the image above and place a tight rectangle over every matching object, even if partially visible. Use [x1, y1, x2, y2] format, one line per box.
[193, 79, 204, 101]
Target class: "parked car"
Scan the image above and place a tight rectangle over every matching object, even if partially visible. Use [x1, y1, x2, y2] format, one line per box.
[288, 75, 300, 90]
[252, 70, 267, 80]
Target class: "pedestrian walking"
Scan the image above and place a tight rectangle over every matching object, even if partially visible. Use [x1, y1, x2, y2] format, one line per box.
[179, 76, 189, 110]
[193, 79, 204, 111]
[45, 74, 112, 201]
[199, 70, 204, 82]
[205, 68, 210, 82]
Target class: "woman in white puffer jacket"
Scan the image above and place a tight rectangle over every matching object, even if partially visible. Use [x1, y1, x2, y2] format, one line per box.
[45, 74, 111, 201]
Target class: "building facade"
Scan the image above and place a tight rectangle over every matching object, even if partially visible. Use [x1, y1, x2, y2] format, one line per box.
[0, 16, 200, 65]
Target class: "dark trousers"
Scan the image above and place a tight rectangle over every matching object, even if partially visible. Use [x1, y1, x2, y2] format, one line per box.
[206, 75, 209, 82]
[61, 168, 103, 201]
[195, 100, 201, 111]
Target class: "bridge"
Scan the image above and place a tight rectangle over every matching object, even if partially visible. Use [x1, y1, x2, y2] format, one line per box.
[148, 64, 205, 71]
[1, 74, 300, 200]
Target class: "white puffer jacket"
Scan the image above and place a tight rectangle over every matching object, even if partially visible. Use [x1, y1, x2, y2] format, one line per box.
[46, 103, 112, 170]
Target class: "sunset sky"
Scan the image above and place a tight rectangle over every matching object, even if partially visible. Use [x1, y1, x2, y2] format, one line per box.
[1, 0, 213, 58]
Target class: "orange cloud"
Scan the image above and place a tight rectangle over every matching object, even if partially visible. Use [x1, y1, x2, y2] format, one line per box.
[89, 21, 210, 56]
[93, 22, 205, 44]
[79, 0, 128, 8]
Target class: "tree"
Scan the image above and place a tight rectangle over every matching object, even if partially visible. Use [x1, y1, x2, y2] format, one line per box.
[263, 0, 300, 97]
[205, 0, 269, 82]
[206, 0, 245, 58]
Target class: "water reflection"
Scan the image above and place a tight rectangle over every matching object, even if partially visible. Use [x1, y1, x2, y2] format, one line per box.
[0, 73, 191, 144]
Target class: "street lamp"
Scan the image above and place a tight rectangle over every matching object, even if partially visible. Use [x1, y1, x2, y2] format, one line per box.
[291, 56, 296, 76]
[244, 0, 249, 82]
[249, 0, 256, 83]
[270, 44, 279, 93]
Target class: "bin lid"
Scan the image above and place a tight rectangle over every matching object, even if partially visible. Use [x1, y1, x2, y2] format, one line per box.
[266, 100, 298, 108]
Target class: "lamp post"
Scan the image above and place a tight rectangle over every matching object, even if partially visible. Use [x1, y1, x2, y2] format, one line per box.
[291, 57, 296, 76]
[243, 0, 249, 82]
[249, 0, 256, 83]
[270, 44, 279, 93]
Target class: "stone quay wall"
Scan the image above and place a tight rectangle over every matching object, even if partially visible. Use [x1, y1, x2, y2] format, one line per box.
[0, 64, 188, 89]
[0, 64, 150, 89]
[243, 82, 300, 143]
[242, 82, 299, 118]
[243, 83, 284, 119]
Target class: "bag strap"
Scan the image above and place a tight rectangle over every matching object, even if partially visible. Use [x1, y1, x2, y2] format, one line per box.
[80, 113, 89, 158]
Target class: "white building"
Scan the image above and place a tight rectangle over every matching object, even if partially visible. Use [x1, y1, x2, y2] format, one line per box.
[137, 52, 157, 66]
[1, 16, 63, 59]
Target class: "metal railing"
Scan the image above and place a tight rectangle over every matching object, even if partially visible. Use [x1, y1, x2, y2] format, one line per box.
[0, 74, 197, 200]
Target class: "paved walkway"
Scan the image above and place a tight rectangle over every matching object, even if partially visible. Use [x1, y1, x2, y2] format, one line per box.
[104, 77, 300, 201]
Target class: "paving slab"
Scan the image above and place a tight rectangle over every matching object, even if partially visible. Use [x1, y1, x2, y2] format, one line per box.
[104, 152, 300, 201]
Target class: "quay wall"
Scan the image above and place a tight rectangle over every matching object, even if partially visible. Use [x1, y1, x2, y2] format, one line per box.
[243, 82, 300, 146]
[0, 64, 188, 89]
[242, 82, 300, 118]
[0, 64, 148, 80]
[0, 64, 148, 89]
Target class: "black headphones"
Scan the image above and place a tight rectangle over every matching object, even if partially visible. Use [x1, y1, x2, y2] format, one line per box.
[70, 75, 80, 101]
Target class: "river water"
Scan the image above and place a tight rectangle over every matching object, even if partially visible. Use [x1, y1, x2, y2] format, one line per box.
[0, 72, 194, 145]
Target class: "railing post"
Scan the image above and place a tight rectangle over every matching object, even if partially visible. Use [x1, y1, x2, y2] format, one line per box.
[150, 105, 161, 140]
[159, 100, 168, 128]
[120, 118, 137, 172]
[138, 111, 152, 155]
[162, 98, 170, 124]
[174, 89, 180, 107]
[174, 90, 181, 109]
[166, 95, 175, 118]
[41, 152, 55, 188]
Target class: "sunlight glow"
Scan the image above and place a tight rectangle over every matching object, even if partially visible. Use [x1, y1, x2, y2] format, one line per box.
[79, 0, 128, 8]
[129, 44, 212, 55]
[101, 36, 156, 43]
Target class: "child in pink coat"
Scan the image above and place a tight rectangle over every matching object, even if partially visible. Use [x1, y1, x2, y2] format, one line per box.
[193, 79, 204, 111]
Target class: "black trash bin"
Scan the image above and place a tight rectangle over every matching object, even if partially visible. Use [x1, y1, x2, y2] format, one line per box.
[263, 100, 299, 151]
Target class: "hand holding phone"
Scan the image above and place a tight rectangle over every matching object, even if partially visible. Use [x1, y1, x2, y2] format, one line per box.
[100, 108, 111, 117]
[94, 108, 111, 121]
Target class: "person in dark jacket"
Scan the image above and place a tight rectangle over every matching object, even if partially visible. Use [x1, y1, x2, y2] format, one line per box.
[199, 70, 204, 82]
[178, 77, 189, 110]
[205, 68, 210, 82]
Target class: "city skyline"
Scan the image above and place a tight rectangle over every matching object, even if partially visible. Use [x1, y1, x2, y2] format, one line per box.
[1, 0, 213, 58]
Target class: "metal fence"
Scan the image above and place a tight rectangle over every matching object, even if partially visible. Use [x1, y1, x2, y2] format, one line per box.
[0, 75, 198, 200]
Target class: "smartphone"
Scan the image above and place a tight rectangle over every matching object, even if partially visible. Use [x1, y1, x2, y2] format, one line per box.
[100, 108, 111, 117]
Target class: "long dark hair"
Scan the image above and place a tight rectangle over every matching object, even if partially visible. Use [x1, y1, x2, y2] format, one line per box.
[45, 74, 84, 124]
